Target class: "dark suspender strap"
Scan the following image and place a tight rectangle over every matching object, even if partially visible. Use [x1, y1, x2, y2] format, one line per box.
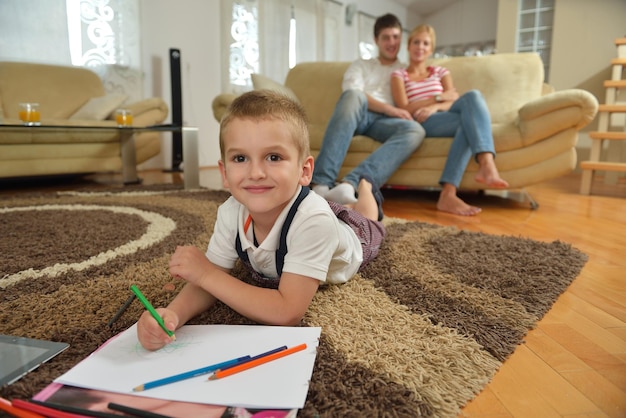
[235, 233, 248, 264]
[276, 186, 309, 277]
[235, 186, 310, 278]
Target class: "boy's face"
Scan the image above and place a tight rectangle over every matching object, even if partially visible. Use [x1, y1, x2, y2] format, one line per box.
[219, 118, 313, 220]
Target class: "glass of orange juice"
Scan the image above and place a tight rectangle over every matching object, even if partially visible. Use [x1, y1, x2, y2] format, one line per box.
[19, 103, 41, 126]
[115, 109, 133, 127]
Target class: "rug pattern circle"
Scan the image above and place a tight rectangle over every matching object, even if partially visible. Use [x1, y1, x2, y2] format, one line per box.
[0, 188, 588, 417]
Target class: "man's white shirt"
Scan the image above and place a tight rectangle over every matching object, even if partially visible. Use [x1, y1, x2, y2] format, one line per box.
[341, 58, 406, 104]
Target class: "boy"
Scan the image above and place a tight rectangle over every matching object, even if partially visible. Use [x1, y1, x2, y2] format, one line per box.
[137, 90, 386, 351]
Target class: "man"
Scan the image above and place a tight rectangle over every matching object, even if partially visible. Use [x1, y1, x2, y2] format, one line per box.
[311, 13, 425, 205]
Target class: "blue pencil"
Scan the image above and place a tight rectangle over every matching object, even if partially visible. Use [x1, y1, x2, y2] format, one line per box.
[133, 355, 251, 391]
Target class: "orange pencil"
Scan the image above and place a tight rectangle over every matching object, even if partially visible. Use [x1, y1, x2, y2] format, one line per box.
[208, 343, 307, 380]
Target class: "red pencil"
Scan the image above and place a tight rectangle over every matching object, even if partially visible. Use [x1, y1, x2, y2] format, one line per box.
[10, 399, 82, 418]
[0, 398, 45, 418]
[208, 343, 307, 380]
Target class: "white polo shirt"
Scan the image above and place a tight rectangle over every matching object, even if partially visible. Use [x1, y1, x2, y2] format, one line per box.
[207, 187, 363, 284]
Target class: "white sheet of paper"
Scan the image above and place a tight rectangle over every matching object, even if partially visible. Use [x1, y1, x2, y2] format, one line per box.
[55, 324, 321, 409]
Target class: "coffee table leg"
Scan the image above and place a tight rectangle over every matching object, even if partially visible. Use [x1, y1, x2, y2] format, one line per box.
[183, 127, 199, 189]
[120, 130, 140, 184]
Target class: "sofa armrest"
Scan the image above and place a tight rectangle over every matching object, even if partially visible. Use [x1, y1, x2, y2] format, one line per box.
[212, 93, 237, 122]
[108, 97, 169, 126]
[517, 89, 598, 145]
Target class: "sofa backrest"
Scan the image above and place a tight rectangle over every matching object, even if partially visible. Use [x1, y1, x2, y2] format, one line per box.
[0, 61, 105, 119]
[285, 61, 349, 149]
[429, 52, 544, 123]
[285, 52, 544, 148]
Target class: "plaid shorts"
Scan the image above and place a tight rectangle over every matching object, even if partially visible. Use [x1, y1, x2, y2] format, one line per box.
[327, 200, 386, 270]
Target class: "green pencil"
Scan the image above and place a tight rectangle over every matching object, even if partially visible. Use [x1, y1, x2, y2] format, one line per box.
[130, 285, 176, 340]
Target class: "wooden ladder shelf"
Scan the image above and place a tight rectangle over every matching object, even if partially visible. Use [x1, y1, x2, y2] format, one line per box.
[580, 39, 626, 195]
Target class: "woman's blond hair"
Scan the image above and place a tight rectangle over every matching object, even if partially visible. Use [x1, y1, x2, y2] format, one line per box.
[408, 24, 437, 51]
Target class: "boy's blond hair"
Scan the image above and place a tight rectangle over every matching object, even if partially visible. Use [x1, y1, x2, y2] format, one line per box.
[219, 90, 310, 163]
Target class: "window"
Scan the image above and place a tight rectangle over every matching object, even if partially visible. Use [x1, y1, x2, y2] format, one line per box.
[225, 1, 260, 93]
[221, 0, 342, 93]
[322, 0, 342, 61]
[66, 0, 140, 71]
[0, 0, 142, 100]
[358, 12, 376, 60]
[517, 0, 554, 81]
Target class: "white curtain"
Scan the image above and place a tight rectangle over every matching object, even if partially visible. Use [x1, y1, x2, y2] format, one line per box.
[0, 0, 72, 65]
[220, 0, 346, 93]
[322, 0, 342, 62]
[291, 0, 318, 66]
[220, 0, 262, 94]
[0, 0, 142, 101]
[258, 0, 292, 84]
[357, 12, 376, 60]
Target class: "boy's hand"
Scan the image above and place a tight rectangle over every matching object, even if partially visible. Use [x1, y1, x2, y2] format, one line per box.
[169, 246, 213, 286]
[137, 308, 179, 351]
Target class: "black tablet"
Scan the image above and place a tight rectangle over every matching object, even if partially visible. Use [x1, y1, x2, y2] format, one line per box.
[0, 335, 69, 386]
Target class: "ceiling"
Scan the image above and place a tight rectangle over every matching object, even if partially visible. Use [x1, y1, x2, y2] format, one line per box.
[393, 0, 459, 16]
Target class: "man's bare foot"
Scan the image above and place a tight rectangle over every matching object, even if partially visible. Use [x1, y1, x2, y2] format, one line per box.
[437, 185, 481, 216]
[475, 153, 509, 189]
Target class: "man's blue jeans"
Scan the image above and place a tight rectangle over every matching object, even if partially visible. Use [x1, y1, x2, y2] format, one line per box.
[312, 90, 425, 189]
[421, 90, 495, 188]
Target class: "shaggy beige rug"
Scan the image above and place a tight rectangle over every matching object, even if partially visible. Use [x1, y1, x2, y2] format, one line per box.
[0, 186, 588, 417]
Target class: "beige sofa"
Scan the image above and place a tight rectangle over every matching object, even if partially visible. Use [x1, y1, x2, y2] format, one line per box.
[0, 61, 168, 179]
[213, 53, 598, 200]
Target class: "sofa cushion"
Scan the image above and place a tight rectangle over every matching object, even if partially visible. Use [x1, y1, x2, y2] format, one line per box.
[69, 94, 127, 120]
[251, 73, 300, 102]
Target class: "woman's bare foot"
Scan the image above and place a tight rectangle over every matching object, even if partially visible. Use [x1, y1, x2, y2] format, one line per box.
[437, 184, 481, 216]
[475, 153, 509, 189]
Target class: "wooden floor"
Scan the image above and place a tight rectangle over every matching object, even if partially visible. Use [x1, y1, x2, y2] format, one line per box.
[2, 169, 625, 417]
[379, 175, 626, 418]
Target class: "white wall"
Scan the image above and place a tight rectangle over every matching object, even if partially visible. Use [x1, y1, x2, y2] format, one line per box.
[550, 0, 626, 165]
[138, 1, 421, 171]
[496, 0, 626, 154]
[550, 0, 626, 93]
[424, 0, 498, 48]
[138, 0, 222, 171]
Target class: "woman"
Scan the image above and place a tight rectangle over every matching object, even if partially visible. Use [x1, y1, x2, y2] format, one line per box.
[391, 24, 508, 216]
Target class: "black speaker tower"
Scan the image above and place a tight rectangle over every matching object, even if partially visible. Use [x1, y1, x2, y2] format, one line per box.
[169, 48, 183, 171]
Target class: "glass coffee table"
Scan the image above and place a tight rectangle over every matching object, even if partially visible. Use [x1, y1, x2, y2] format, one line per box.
[0, 124, 199, 189]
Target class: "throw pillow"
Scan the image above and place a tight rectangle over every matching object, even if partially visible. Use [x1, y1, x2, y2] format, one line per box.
[251, 74, 299, 103]
[69, 94, 128, 120]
